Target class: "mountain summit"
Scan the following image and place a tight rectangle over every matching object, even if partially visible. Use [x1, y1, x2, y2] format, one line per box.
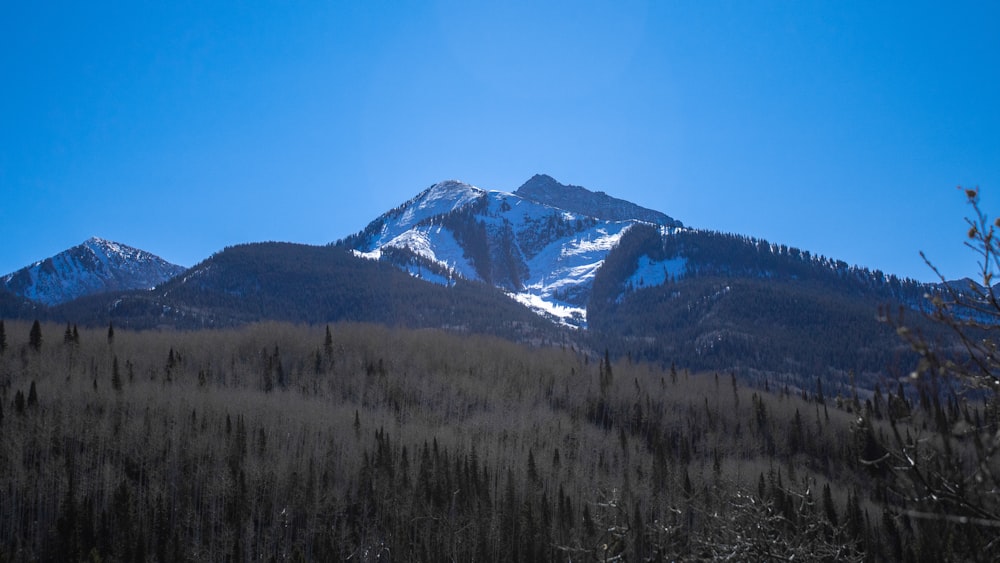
[515, 174, 682, 227]
[343, 174, 680, 326]
[2, 237, 185, 306]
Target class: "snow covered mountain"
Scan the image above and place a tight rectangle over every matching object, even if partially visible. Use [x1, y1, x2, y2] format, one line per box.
[342, 175, 683, 327]
[2, 237, 186, 306]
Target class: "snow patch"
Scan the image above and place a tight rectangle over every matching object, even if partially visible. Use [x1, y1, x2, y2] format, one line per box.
[402, 265, 452, 286]
[351, 249, 382, 261]
[522, 223, 633, 302]
[625, 255, 687, 289]
[383, 226, 478, 282]
[510, 292, 586, 328]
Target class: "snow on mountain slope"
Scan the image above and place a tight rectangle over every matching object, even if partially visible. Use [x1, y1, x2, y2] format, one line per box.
[370, 225, 479, 283]
[625, 255, 687, 290]
[2, 237, 186, 306]
[517, 221, 634, 325]
[345, 175, 682, 328]
[351, 180, 487, 251]
[398, 180, 484, 228]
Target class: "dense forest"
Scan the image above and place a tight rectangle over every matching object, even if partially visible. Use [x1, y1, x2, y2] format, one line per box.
[2, 318, 995, 562]
[0, 290, 37, 322]
[586, 225, 943, 389]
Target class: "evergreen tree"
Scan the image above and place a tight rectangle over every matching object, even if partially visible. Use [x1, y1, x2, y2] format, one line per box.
[600, 348, 613, 394]
[29, 319, 42, 351]
[165, 348, 177, 381]
[0, 318, 6, 354]
[107, 322, 114, 345]
[822, 483, 839, 527]
[27, 381, 38, 408]
[527, 449, 539, 486]
[111, 356, 123, 393]
[273, 346, 286, 389]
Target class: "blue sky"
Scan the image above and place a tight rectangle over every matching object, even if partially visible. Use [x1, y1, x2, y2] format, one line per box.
[1, 1, 997, 282]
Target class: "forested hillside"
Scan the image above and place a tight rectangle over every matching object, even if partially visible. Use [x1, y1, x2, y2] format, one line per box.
[588, 225, 939, 388]
[0, 290, 36, 321]
[2, 320, 990, 561]
[48, 243, 564, 345]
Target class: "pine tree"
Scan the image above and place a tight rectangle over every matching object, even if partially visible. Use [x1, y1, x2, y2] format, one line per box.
[29, 319, 42, 351]
[822, 483, 839, 527]
[0, 319, 6, 354]
[111, 356, 123, 392]
[107, 322, 114, 345]
[600, 348, 613, 394]
[27, 381, 38, 408]
[527, 449, 539, 486]
[273, 346, 286, 389]
[165, 348, 177, 382]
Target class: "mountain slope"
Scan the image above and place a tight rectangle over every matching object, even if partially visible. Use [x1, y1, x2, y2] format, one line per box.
[0, 286, 38, 319]
[2, 237, 185, 306]
[586, 224, 935, 386]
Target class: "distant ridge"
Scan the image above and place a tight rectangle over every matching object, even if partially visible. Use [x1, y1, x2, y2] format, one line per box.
[2, 237, 185, 306]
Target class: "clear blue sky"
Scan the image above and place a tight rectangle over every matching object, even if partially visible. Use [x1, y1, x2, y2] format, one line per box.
[1, 1, 997, 282]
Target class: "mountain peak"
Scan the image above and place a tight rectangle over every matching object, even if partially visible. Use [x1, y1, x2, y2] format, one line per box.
[432, 178, 478, 189]
[2, 238, 185, 306]
[522, 173, 560, 187]
[80, 237, 142, 262]
[423, 179, 485, 202]
[514, 174, 682, 227]
[398, 180, 485, 227]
